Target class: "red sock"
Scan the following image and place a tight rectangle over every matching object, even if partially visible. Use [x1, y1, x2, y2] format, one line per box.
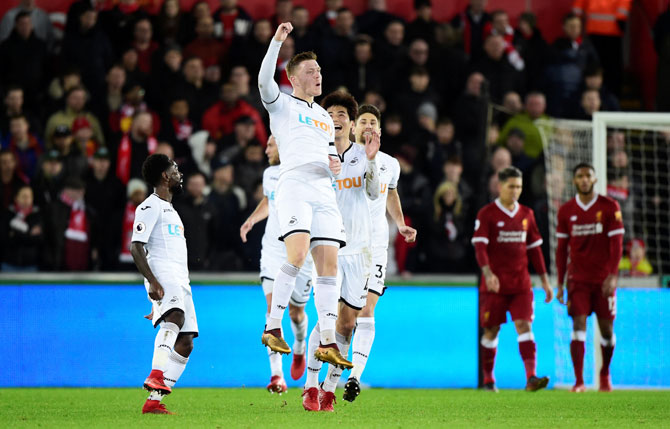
[481, 345, 497, 384]
[570, 340, 585, 385]
[600, 345, 615, 376]
[519, 340, 536, 380]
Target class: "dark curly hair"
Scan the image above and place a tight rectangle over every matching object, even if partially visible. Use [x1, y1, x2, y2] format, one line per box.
[321, 91, 358, 121]
[142, 154, 172, 187]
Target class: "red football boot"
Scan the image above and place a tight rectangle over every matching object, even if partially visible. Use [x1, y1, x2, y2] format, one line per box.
[599, 374, 613, 392]
[291, 353, 306, 380]
[143, 370, 172, 395]
[142, 399, 175, 415]
[266, 375, 288, 394]
[302, 387, 320, 411]
[571, 383, 587, 392]
[319, 388, 336, 412]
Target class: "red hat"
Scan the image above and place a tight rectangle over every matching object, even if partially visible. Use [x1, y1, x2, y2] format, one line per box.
[626, 238, 645, 254]
[72, 116, 92, 133]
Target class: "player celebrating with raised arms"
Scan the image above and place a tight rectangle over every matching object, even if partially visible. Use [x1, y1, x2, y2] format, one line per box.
[556, 163, 624, 392]
[258, 23, 351, 371]
[131, 154, 198, 415]
[472, 167, 552, 392]
[301, 92, 380, 412]
[341, 104, 417, 403]
[240, 135, 314, 394]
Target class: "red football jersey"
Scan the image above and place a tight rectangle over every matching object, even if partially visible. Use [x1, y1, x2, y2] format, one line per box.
[557, 194, 624, 284]
[472, 199, 543, 293]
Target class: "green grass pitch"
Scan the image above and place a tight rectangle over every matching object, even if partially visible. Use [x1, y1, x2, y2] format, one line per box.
[1, 388, 669, 428]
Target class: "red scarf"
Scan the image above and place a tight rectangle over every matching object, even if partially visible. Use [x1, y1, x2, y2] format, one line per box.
[277, 58, 291, 94]
[119, 201, 137, 263]
[171, 117, 193, 140]
[118, 2, 140, 14]
[60, 191, 89, 270]
[219, 10, 239, 47]
[9, 203, 33, 234]
[116, 133, 157, 185]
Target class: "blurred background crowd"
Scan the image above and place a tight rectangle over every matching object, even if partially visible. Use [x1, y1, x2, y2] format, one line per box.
[1, 0, 668, 275]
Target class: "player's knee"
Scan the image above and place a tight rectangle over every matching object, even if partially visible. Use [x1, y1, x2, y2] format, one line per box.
[360, 305, 374, 318]
[175, 334, 194, 356]
[164, 309, 185, 329]
[515, 320, 532, 333]
[483, 326, 500, 339]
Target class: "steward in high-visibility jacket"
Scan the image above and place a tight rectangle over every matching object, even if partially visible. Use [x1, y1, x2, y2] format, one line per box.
[572, 0, 631, 37]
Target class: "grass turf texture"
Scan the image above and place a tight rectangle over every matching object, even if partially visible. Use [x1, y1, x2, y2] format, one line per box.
[1, 388, 668, 428]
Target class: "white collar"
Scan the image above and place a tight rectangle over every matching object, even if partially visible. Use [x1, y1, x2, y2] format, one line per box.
[495, 198, 519, 218]
[575, 194, 598, 211]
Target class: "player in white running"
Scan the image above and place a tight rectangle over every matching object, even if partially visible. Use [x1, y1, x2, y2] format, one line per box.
[258, 22, 351, 370]
[131, 154, 198, 415]
[301, 92, 381, 412]
[240, 135, 314, 394]
[343, 104, 417, 402]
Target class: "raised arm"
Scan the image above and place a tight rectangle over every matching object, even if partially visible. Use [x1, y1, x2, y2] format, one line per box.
[258, 23, 293, 110]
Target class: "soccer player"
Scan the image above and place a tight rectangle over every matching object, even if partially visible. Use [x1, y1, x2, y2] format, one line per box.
[472, 166, 552, 392]
[333, 104, 417, 403]
[240, 135, 314, 393]
[131, 154, 197, 415]
[556, 163, 624, 392]
[301, 92, 380, 412]
[258, 22, 351, 370]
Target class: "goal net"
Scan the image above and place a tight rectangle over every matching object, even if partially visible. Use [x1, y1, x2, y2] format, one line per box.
[537, 112, 670, 388]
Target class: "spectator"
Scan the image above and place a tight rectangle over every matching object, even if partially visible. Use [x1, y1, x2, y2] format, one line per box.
[582, 66, 619, 112]
[115, 111, 157, 185]
[43, 177, 98, 271]
[110, 82, 160, 136]
[99, 0, 147, 54]
[62, 5, 114, 100]
[202, 82, 267, 143]
[212, 0, 253, 49]
[406, 0, 438, 46]
[215, 115, 260, 167]
[471, 34, 525, 104]
[357, 0, 399, 41]
[427, 181, 469, 272]
[375, 20, 406, 68]
[496, 90, 523, 127]
[428, 119, 462, 184]
[619, 239, 653, 277]
[381, 112, 406, 156]
[2, 115, 43, 180]
[270, 0, 293, 29]
[484, 9, 525, 72]
[0, 11, 48, 110]
[71, 116, 101, 160]
[158, 97, 196, 172]
[153, 0, 189, 46]
[433, 23, 469, 112]
[234, 141, 266, 198]
[231, 19, 274, 85]
[183, 1, 211, 45]
[514, 12, 547, 91]
[174, 172, 217, 271]
[290, 6, 315, 53]
[0, 0, 55, 49]
[228, 65, 265, 122]
[46, 67, 83, 117]
[118, 178, 148, 267]
[0, 86, 40, 137]
[51, 125, 87, 181]
[178, 56, 218, 124]
[119, 45, 147, 87]
[0, 184, 43, 271]
[131, 18, 159, 75]
[0, 149, 29, 210]
[84, 147, 125, 271]
[32, 150, 65, 208]
[343, 35, 382, 100]
[573, 88, 601, 120]
[504, 128, 534, 174]
[442, 156, 474, 209]
[498, 92, 549, 159]
[92, 64, 126, 140]
[45, 86, 106, 148]
[148, 44, 184, 108]
[208, 163, 245, 270]
[183, 15, 226, 69]
[392, 67, 441, 136]
[544, 12, 599, 117]
[312, 0, 344, 38]
[451, 0, 491, 61]
[489, 145, 512, 173]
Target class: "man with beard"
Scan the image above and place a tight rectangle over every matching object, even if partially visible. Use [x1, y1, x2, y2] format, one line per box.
[130, 154, 197, 415]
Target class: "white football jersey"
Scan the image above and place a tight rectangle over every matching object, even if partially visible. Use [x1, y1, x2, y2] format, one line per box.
[132, 193, 189, 286]
[367, 150, 400, 249]
[335, 143, 374, 256]
[261, 165, 283, 256]
[263, 92, 335, 177]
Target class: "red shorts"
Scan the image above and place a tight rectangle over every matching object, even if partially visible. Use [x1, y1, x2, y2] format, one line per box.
[567, 280, 616, 320]
[479, 290, 534, 328]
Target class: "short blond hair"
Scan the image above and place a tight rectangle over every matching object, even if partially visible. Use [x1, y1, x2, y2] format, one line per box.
[286, 51, 317, 78]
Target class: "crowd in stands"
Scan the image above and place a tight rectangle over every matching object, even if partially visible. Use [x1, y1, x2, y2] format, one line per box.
[0, 0, 662, 275]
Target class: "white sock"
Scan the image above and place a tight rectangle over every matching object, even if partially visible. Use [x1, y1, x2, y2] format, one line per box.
[305, 323, 322, 389]
[351, 317, 375, 380]
[164, 350, 189, 388]
[267, 263, 300, 330]
[265, 313, 283, 377]
[322, 332, 350, 392]
[314, 276, 338, 344]
[291, 313, 308, 355]
[151, 322, 180, 372]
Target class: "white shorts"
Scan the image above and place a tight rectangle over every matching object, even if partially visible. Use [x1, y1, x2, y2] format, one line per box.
[261, 255, 314, 306]
[276, 174, 346, 248]
[338, 253, 371, 310]
[369, 246, 388, 296]
[146, 278, 198, 335]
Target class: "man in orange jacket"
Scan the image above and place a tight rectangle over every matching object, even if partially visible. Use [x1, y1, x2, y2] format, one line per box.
[572, 0, 631, 96]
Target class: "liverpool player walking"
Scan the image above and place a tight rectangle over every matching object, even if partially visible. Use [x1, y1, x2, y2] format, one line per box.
[472, 167, 552, 392]
[556, 163, 624, 392]
[258, 22, 350, 369]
